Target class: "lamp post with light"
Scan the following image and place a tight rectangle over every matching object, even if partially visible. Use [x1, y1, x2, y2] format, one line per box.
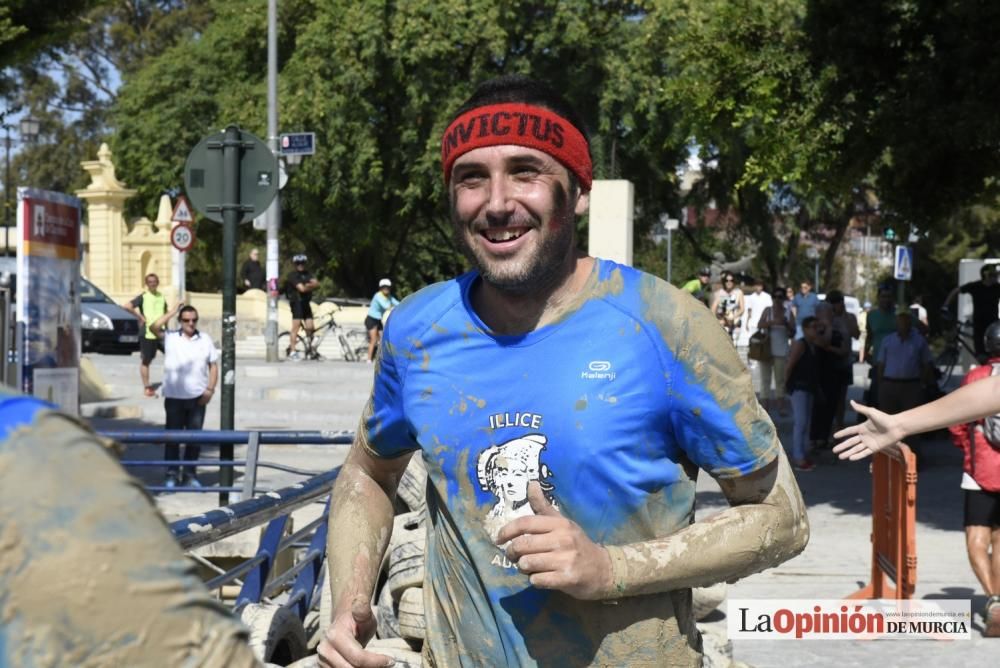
[3, 116, 40, 253]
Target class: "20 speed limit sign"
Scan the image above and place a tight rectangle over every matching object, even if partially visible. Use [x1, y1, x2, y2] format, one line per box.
[170, 223, 196, 252]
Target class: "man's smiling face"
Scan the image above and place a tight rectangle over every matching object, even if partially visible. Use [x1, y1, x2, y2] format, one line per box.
[449, 145, 588, 294]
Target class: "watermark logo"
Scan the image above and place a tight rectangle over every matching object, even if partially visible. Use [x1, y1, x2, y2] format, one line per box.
[728, 599, 971, 640]
[582, 360, 615, 381]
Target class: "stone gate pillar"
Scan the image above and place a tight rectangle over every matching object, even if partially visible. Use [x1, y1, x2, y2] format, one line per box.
[76, 144, 137, 292]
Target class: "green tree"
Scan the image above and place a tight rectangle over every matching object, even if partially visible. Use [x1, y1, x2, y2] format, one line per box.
[2, 1, 213, 218]
[113, 0, 690, 295]
[804, 0, 1000, 228]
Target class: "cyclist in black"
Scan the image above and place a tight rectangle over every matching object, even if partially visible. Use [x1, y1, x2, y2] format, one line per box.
[284, 254, 320, 360]
[944, 263, 1000, 360]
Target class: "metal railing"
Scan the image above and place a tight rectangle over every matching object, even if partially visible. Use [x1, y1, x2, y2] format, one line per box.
[171, 466, 340, 622]
[104, 429, 353, 504]
[100, 429, 353, 623]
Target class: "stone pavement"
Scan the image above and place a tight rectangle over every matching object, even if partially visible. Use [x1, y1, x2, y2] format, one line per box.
[82, 353, 993, 665]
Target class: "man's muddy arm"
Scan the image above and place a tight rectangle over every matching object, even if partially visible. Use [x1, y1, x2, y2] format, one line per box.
[326, 425, 412, 617]
[603, 450, 808, 598]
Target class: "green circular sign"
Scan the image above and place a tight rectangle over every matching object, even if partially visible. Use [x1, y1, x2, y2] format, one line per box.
[183, 126, 279, 224]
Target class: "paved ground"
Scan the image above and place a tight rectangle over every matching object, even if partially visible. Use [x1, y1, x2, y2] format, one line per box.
[82, 352, 993, 664]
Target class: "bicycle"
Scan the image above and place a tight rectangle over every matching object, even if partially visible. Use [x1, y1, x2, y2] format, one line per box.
[278, 303, 369, 362]
[934, 312, 980, 390]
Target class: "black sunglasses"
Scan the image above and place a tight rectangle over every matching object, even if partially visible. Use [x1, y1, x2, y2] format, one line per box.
[181, 317, 199, 324]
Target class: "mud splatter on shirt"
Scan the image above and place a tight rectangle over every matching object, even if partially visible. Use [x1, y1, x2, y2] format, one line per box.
[364, 259, 778, 666]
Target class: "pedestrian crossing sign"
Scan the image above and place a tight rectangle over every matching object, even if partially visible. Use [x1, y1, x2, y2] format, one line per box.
[894, 245, 913, 281]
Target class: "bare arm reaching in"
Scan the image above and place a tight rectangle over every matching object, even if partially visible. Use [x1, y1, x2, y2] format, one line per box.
[318, 406, 412, 668]
[833, 377, 1000, 460]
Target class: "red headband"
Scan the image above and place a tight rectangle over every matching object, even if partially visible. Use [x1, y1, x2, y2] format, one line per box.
[441, 103, 592, 191]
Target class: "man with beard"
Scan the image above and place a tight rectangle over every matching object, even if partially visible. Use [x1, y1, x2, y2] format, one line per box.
[318, 76, 808, 668]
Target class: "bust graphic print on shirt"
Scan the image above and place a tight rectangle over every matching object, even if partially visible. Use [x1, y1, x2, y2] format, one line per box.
[476, 433, 558, 548]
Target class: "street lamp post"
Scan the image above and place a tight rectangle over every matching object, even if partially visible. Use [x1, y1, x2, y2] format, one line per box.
[805, 246, 820, 293]
[2, 117, 40, 253]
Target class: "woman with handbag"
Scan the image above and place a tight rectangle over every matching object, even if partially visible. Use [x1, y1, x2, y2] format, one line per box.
[756, 289, 795, 415]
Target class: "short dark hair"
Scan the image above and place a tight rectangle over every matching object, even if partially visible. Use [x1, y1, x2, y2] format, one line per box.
[982, 264, 997, 277]
[451, 75, 590, 157]
[826, 289, 844, 304]
[179, 305, 198, 320]
[801, 316, 818, 329]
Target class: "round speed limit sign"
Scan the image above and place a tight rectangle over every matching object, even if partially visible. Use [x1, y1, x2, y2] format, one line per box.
[170, 223, 195, 252]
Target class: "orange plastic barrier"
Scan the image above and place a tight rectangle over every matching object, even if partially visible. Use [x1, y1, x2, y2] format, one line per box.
[847, 442, 918, 600]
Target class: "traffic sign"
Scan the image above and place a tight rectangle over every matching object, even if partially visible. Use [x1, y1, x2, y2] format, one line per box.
[170, 222, 195, 253]
[171, 195, 194, 223]
[183, 128, 279, 224]
[894, 245, 913, 281]
[280, 132, 316, 155]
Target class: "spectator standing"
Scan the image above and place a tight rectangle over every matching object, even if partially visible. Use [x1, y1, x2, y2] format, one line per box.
[150, 303, 219, 489]
[756, 289, 795, 415]
[743, 277, 773, 344]
[711, 272, 745, 343]
[909, 294, 929, 333]
[240, 247, 266, 292]
[857, 300, 872, 363]
[785, 316, 821, 470]
[365, 278, 400, 362]
[285, 254, 320, 360]
[876, 306, 934, 426]
[791, 279, 819, 338]
[680, 267, 712, 307]
[947, 322, 1000, 636]
[122, 273, 168, 398]
[864, 289, 897, 406]
[809, 302, 850, 448]
[827, 290, 861, 431]
[944, 264, 1000, 360]
[319, 75, 807, 668]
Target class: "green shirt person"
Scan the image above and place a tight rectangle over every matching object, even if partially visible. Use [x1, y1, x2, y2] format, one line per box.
[681, 267, 712, 307]
[123, 273, 168, 397]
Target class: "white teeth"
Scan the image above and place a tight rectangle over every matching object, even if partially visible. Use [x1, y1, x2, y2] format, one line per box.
[484, 229, 524, 242]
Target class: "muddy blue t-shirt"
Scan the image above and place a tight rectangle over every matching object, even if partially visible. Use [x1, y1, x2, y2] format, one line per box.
[363, 259, 778, 667]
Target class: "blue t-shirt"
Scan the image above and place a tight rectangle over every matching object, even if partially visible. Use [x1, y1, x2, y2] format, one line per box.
[367, 291, 399, 321]
[365, 259, 778, 666]
[793, 291, 819, 322]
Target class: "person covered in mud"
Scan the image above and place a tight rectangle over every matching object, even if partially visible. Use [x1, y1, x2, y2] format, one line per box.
[318, 75, 809, 668]
[0, 389, 259, 667]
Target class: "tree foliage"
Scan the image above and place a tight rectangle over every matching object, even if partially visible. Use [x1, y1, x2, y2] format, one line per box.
[1, 1, 213, 224]
[9, 0, 999, 297]
[114, 0, 691, 295]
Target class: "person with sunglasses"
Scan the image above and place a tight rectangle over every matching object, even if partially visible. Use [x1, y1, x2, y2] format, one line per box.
[710, 272, 745, 343]
[151, 302, 219, 489]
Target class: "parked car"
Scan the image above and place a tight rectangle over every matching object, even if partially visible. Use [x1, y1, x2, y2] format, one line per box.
[81, 278, 141, 354]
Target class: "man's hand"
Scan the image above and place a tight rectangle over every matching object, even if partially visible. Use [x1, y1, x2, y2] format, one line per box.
[197, 388, 214, 406]
[496, 482, 613, 601]
[317, 595, 393, 668]
[832, 400, 904, 460]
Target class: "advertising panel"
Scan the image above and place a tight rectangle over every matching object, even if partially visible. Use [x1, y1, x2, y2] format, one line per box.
[15, 187, 82, 413]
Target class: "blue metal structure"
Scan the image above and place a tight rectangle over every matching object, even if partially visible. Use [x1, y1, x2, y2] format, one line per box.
[100, 429, 351, 625]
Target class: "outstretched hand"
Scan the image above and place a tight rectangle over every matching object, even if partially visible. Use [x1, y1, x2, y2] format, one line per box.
[496, 482, 613, 601]
[832, 400, 904, 460]
[317, 595, 393, 668]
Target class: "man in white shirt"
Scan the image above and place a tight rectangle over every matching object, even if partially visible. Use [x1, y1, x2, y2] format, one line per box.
[743, 277, 774, 341]
[151, 303, 219, 488]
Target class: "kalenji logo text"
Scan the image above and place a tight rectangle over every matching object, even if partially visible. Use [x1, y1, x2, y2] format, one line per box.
[582, 360, 615, 381]
[728, 599, 970, 640]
